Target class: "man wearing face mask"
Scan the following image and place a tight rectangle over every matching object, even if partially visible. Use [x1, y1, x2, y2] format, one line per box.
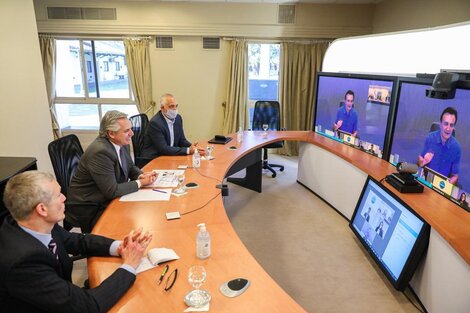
[142, 93, 204, 159]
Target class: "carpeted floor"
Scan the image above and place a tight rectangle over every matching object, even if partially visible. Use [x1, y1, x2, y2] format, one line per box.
[72, 154, 423, 313]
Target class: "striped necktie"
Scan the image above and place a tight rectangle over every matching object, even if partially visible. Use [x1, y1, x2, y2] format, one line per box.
[48, 238, 58, 260]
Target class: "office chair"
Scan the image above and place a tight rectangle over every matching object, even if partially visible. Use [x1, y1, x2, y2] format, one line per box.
[252, 101, 284, 178]
[129, 113, 152, 168]
[48, 134, 99, 234]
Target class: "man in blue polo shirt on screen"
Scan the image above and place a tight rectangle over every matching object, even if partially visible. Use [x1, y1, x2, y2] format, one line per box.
[418, 106, 461, 185]
[333, 90, 358, 137]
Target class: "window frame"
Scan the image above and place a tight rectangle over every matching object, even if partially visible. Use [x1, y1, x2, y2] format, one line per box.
[54, 38, 136, 130]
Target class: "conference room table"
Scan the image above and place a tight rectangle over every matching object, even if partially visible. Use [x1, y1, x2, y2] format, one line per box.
[89, 130, 470, 312]
[89, 131, 309, 313]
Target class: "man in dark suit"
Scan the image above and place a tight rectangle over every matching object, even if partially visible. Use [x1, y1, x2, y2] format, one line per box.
[67, 110, 157, 231]
[0, 171, 152, 313]
[142, 93, 205, 159]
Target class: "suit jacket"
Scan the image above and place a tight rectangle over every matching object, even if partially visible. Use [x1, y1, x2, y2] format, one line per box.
[68, 137, 142, 208]
[0, 216, 135, 313]
[142, 110, 191, 159]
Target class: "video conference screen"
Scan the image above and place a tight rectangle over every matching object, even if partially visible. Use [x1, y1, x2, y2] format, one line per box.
[350, 177, 430, 291]
[390, 79, 470, 210]
[313, 73, 395, 158]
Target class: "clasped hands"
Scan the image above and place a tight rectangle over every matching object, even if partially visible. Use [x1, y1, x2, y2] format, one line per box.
[118, 228, 153, 269]
[189, 142, 206, 156]
[138, 171, 158, 186]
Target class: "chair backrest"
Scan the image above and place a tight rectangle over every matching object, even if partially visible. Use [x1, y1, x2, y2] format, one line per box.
[252, 101, 281, 131]
[48, 134, 83, 197]
[129, 113, 149, 161]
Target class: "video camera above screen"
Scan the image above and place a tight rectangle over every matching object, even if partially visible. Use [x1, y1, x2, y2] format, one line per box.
[425, 72, 460, 99]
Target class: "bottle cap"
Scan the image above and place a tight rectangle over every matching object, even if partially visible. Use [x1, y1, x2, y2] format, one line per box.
[197, 223, 206, 232]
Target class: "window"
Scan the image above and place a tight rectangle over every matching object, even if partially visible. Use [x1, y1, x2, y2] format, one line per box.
[55, 39, 138, 129]
[247, 43, 280, 127]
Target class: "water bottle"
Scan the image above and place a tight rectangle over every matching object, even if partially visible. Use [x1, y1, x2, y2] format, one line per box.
[192, 148, 201, 168]
[196, 223, 211, 259]
[237, 127, 243, 144]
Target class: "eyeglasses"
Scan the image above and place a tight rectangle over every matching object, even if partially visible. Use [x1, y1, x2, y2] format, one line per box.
[164, 268, 178, 291]
[167, 104, 179, 110]
[442, 121, 455, 128]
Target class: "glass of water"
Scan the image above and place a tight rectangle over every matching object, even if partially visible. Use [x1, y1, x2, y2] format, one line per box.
[206, 145, 214, 160]
[185, 265, 211, 307]
[262, 123, 269, 137]
[174, 173, 186, 194]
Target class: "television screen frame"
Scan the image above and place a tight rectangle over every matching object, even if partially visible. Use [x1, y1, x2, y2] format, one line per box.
[349, 176, 430, 291]
[388, 76, 470, 211]
[313, 72, 398, 160]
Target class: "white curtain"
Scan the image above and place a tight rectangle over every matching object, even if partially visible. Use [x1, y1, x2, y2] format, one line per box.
[124, 38, 155, 117]
[38, 34, 61, 138]
[223, 39, 248, 134]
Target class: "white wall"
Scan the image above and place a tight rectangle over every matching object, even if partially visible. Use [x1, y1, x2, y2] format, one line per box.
[0, 0, 53, 172]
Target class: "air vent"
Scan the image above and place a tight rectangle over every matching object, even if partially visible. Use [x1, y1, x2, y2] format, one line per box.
[278, 5, 296, 24]
[47, 7, 116, 20]
[156, 36, 173, 49]
[202, 37, 220, 50]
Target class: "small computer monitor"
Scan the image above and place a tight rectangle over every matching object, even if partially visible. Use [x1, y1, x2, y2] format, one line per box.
[313, 72, 396, 159]
[349, 176, 430, 291]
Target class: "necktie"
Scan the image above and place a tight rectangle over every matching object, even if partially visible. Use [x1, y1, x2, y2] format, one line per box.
[48, 238, 58, 260]
[120, 147, 128, 171]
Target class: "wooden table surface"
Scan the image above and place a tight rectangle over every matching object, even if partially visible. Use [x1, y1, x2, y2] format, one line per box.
[88, 131, 470, 312]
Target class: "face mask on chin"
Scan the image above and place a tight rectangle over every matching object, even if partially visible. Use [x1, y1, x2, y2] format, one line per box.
[163, 109, 178, 120]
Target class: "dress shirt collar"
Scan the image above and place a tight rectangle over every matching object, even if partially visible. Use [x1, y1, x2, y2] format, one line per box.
[19, 224, 52, 248]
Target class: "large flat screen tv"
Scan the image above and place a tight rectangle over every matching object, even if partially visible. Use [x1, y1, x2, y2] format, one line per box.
[350, 176, 430, 291]
[389, 77, 470, 211]
[313, 72, 397, 159]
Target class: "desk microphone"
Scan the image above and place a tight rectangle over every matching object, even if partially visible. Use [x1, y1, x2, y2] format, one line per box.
[396, 162, 419, 174]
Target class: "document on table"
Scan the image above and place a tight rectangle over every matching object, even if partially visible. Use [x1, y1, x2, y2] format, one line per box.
[120, 188, 171, 202]
[150, 170, 185, 188]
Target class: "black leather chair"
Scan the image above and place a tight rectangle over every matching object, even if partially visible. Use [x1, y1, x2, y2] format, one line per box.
[48, 134, 99, 233]
[252, 101, 284, 178]
[129, 113, 152, 168]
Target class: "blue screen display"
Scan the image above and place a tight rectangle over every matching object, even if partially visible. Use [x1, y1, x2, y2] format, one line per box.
[314, 75, 394, 152]
[390, 81, 470, 205]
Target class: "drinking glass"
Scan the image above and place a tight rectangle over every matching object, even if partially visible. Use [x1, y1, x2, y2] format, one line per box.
[206, 145, 214, 160]
[185, 265, 211, 307]
[174, 173, 186, 194]
[262, 123, 269, 137]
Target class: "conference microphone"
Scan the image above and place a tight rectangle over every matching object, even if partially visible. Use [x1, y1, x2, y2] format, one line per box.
[396, 162, 419, 174]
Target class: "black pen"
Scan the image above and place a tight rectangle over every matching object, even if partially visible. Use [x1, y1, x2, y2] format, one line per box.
[158, 264, 169, 285]
[152, 189, 167, 194]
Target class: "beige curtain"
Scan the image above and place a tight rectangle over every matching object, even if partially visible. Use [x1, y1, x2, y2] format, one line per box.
[279, 41, 331, 155]
[124, 38, 155, 117]
[223, 40, 248, 134]
[38, 34, 61, 139]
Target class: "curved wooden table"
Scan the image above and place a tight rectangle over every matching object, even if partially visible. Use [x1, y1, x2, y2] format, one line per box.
[89, 131, 309, 313]
[89, 130, 470, 312]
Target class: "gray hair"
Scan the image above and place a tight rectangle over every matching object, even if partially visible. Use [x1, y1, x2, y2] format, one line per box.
[3, 171, 55, 221]
[160, 93, 175, 108]
[99, 110, 129, 138]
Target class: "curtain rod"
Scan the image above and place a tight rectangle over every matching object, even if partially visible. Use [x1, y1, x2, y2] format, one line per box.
[39, 33, 152, 40]
[222, 37, 332, 44]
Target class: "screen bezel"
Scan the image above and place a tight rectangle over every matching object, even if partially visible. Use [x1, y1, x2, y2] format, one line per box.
[313, 72, 398, 160]
[349, 176, 430, 291]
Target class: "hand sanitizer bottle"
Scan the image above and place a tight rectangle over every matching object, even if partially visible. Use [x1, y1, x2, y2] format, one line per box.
[192, 148, 201, 168]
[196, 223, 211, 259]
[237, 127, 243, 144]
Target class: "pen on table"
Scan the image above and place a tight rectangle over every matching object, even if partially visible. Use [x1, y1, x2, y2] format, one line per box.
[152, 189, 167, 194]
[158, 264, 169, 285]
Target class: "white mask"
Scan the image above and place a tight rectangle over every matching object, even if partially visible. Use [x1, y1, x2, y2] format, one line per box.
[164, 109, 178, 120]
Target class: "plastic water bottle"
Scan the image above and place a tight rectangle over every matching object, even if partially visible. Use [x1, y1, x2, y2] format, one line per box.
[196, 223, 211, 259]
[192, 148, 201, 168]
[237, 127, 243, 144]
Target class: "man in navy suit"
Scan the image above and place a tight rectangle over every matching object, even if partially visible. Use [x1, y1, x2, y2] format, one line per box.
[142, 93, 205, 159]
[68, 110, 157, 231]
[0, 171, 152, 313]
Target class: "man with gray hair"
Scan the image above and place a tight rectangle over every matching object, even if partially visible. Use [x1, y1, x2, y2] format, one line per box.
[0, 170, 152, 313]
[68, 110, 156, 232]
[142, 93, 205, 159]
